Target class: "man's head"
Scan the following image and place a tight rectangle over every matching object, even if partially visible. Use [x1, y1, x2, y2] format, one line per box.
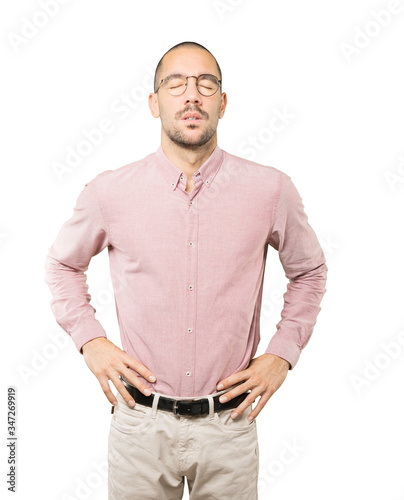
[149, 41, 227, 151]
[153, 42, 223, 94]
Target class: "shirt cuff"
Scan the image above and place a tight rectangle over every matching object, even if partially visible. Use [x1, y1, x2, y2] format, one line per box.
[70, 318, 108, 354]
[264, 336, 301, 370]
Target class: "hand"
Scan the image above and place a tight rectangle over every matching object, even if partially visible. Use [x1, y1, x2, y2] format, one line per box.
[216, 354, 290, 421]
[82, 337, 156, 407]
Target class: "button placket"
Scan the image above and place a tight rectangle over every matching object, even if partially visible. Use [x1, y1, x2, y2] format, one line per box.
[183, 195, 198, 394]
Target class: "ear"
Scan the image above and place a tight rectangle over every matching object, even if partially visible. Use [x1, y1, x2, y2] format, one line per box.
[148, 92, 160, 118]
[219, 92, 227, 119]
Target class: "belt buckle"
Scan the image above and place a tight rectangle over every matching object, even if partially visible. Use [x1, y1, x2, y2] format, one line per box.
[173, 398, 204, 416]
[172, 399, 180, 415]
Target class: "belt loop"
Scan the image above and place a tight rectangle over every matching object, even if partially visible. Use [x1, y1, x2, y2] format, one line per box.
[206, 395, 214, 420]
[151, 393, 160, 419]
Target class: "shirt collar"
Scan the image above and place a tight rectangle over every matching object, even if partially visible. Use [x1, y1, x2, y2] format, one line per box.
[154, 144, 224, 191]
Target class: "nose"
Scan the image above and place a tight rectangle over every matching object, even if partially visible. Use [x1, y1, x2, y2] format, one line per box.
[183, 76, 201, 104]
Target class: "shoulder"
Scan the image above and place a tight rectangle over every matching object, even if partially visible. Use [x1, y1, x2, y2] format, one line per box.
[221, 148, 288, 190]
[83, 151, 155, 195]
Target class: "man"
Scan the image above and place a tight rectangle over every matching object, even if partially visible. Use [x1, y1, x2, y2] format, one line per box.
[44, 41, 327, 499]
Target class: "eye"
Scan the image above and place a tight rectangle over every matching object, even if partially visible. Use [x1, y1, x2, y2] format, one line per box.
[165, 76, 186, 90]
[198, 75, 218, 92]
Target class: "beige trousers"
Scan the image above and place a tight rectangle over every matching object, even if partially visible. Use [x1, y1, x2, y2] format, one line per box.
[108, 388, 259, 499]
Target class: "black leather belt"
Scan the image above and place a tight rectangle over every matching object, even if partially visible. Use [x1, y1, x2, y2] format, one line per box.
[120, 376, 250, 416]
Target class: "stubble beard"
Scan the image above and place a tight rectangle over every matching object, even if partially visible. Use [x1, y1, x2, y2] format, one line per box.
[165, 121, 217, 151]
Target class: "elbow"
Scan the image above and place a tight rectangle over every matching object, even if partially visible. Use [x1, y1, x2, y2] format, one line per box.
[289, 260, 328, 296]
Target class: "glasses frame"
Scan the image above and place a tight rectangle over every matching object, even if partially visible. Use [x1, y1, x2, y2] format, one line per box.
[154, 74, 222, 97]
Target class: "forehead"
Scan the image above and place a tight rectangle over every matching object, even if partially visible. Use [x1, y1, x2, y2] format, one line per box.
[161, 48, 219, 77]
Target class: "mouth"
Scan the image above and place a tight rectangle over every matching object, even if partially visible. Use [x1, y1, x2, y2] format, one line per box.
[181, 112, 203, 122]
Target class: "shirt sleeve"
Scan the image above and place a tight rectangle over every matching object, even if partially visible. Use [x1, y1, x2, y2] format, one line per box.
[44, 180, 110, 354]
[265, 172, 328, 369]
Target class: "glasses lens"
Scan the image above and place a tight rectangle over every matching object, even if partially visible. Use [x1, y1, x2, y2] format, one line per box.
[162, 74, 220, 96]
[164, 75, 187, 96]
[197, 75, 219, 96]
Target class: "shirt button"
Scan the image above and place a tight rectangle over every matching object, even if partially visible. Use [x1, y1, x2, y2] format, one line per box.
[186, 371, 191, 377]
[187, 328, 193, 333]
[189, 241, 194, 246]
[189, 285, 193, 291]
[180, 175, 184, 180]
[190, 201, 194, 205]
[205, 179, 210, 184]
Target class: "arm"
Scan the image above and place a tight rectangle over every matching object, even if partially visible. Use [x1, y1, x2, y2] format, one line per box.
[264, 172, 328, 368]
[44, 181, 110, 353]
[44, 180, 156, 407]
[216, 172, 327, 420]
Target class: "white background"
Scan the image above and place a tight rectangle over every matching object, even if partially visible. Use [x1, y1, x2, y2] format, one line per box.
[1, 1, 404, 499]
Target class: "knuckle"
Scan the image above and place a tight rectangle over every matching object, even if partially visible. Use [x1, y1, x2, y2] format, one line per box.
[246, 396, 256, 406]
[111, 360, 123, 372]
[123, 393, 132, 403]
[127, 356, 138, 366]
[124, 353, 138, 367]
[128, 376, 140, 387]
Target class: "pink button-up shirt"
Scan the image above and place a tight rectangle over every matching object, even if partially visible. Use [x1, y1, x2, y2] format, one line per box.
[44, 145, 327, 397]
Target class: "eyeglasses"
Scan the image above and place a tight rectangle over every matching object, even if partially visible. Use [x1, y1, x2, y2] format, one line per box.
[155, 74, 222, 97]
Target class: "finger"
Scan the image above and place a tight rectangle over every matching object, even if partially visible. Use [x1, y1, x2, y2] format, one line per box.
[217, 370, 247, 391]
[98, 375, 120, 406]
[123, 354, 157, 383]
[231, 392, 260, 420]
[219, 381, 249, 403]
[246, 392, 272, 421]
[119, 370, 152, 396]
[110, 375, 141, 407]
[117, 369, 153, 399]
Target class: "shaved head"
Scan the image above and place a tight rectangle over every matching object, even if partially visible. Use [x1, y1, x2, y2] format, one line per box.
[153, 41, 222, 93]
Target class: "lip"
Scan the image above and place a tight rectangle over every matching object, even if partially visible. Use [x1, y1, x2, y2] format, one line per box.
[182, 113, 203, 121]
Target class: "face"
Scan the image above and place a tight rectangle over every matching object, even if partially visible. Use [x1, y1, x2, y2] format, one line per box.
[149, 48, 227, 150]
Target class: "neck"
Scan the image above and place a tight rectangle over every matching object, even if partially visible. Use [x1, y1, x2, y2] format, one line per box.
[160, 135, 217, 177]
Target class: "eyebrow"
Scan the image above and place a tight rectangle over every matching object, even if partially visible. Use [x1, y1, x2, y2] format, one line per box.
[164, 73, 185, 79]
[163, 73, 219, 80]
